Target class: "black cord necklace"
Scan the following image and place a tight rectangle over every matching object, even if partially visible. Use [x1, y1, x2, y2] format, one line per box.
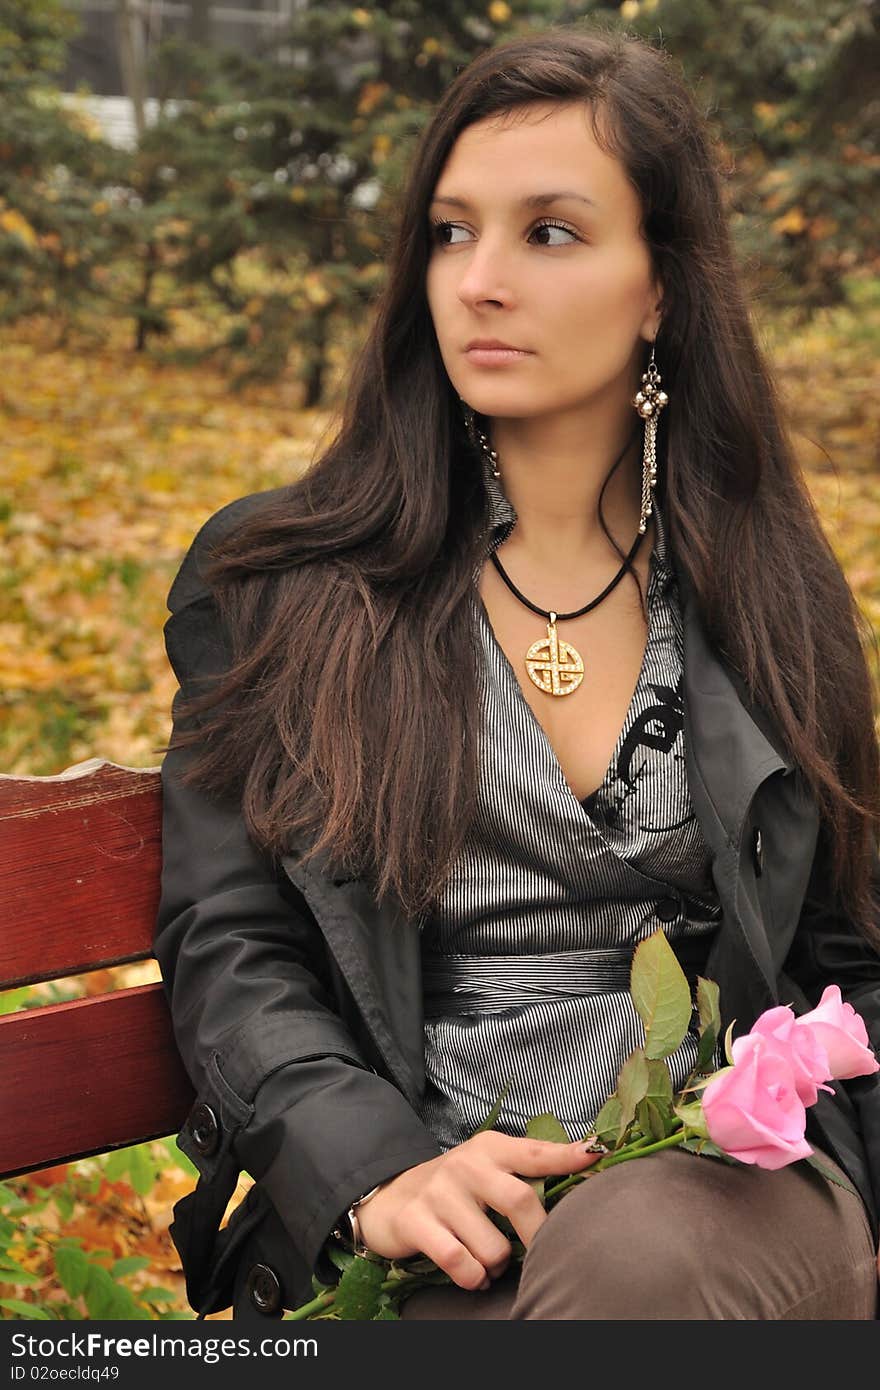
[490, 525, 646, 622]
[484, 426, 647, 697]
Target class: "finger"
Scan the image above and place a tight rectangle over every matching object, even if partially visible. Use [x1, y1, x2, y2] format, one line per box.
[493, 1136, 606, 1176]
[483, 1172, 554, 1249]
[416, 1219, 495, 1292]
[436, 1195, 514, 1279]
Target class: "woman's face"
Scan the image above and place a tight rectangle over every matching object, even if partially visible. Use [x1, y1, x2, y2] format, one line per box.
[425, 101, 662, 423]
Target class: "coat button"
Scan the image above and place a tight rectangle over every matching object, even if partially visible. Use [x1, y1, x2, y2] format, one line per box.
[752, 825, 764, 877]
[188, 1101, 220, 1157]
[655, 895, 680, 922]
[247, 1263, 282, 1315]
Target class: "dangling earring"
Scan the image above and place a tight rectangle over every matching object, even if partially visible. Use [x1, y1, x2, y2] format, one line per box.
[459, 397, 500, 478]
[631, 341, 668, 534]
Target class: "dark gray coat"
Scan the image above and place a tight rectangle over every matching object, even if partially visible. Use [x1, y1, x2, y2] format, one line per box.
[154, 492, 880, 1317]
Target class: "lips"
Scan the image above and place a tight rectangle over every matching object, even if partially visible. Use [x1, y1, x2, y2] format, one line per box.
[465, 338, 529, 351]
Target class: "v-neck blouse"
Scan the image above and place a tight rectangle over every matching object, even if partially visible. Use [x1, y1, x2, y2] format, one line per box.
[414, 481, 723, 1151]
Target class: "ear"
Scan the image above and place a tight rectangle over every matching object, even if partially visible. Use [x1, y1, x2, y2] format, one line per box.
[640, 278, 665, 343]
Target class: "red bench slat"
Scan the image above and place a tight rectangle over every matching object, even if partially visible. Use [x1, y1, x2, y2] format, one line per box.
[0, 984, 195, 1177]
[0, 760, 162, 988]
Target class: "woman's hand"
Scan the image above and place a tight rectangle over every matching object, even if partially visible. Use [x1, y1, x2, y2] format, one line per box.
[354, 1131, 603, 1291]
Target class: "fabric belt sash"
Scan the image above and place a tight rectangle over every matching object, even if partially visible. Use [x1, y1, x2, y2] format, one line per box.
[421, 933, 715, 1019]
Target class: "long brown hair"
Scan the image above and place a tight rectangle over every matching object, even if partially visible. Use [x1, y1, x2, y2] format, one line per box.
[165, 22, 880, 941]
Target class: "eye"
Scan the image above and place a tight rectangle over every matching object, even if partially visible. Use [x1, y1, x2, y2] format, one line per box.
[428, 217, 581, 248]
[429, 219, 470, 247]
[530, 219, 580, 247]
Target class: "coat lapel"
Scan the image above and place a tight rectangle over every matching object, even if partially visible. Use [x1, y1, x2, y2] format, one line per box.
[677, 565, 818, 1024]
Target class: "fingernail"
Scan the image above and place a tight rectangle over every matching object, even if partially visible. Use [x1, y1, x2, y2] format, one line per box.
[581, 1138, 608, 1154]
[479, 1277, 491, 1291]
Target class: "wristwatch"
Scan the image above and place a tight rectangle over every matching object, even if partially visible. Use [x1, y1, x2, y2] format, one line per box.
[332, 1183, 384, 1256]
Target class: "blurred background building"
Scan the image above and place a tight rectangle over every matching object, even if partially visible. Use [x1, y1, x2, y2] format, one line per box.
[60, 1, 304, 145]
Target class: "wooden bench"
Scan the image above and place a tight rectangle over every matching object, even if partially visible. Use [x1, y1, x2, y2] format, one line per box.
[0, 759, 195, 1180]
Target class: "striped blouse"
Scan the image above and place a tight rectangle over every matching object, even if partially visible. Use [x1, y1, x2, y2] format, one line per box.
[414, 465, 723, 1151]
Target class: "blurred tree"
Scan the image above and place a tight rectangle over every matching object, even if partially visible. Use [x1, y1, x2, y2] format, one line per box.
[617, 0, 880, 311]
[135, 0, 561, 400]
[0, 0, 131, 332]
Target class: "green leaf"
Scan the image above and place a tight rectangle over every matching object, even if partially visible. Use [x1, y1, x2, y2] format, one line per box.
[637, 1098, 667, 1142]
[327, 1245, 355, 1273]
[594, 1095, 623, 1148]
[0, 1298, 51, 1318]
[471, 1079, 512, 1135]
[803, 1153, 859, 1197]
[696, 976, 721, 1035]
[696, 1023, 719, 1071]
[672, 1100, 710, 1138]
[0, 988, 31, 1016]
[645, 1058, 674, 1107]
[0, 1266, 41, 1286]
[373, 1303, 399, 1319]
[128, 1144, 156, 1196]
[631, 930, 694, 1059]
[84, 1264, 139, 1320]
[103, 1150, 128, 1182]
[55, 1242, 90, 1299]
[163, 1136, 198, 1178]
[525, 1113, 570, 1145]
[140, 1286, 178, 1303]
[617, 1047, 650, 1132]
[112, 1256, 151, 1278]
[333, 1255, 385, 1321]
[695, 977, 722, 1070]
[680, 1136, 740, 1164]
[54, 1188, 75, 1225]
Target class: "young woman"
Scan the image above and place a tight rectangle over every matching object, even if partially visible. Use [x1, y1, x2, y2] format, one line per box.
[154, 25, 880, 1320]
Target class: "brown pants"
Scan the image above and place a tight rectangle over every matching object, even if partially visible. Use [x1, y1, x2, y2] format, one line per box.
[399, 1148, 878, 1320]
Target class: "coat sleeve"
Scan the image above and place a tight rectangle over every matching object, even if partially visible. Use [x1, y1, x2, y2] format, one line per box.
[153, 513, 443, 1311]
[781, 822, 880, 1231]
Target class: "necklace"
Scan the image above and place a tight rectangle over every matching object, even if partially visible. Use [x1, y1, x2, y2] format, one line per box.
[490, 527, 646, 696]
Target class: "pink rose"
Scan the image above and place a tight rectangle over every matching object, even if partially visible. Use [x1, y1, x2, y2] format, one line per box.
[749, 1004, 832, 1106]
[793, 986, 880, 1081]
[701, 1033, 813, 1169]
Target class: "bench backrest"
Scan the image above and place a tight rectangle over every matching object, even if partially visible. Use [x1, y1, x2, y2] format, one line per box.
[0, 759, 194, 1178]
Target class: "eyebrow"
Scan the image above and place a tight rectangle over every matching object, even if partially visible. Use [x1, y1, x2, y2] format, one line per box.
[428, 190, 600, 212]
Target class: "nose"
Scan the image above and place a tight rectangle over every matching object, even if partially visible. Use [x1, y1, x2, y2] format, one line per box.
[455, 235, 515, 311]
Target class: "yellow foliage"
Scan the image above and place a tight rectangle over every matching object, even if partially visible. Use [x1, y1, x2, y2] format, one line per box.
[488, 1, 512, 20]
[772, 207, 807, 236]
[372, 134, 392, 164]
[358, 81, 390, 116]
[0, 207, 38, 248]
[303, 271, 332, 308]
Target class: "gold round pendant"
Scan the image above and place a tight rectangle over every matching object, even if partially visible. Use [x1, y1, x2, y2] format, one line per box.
[525, 617, 584, 697]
